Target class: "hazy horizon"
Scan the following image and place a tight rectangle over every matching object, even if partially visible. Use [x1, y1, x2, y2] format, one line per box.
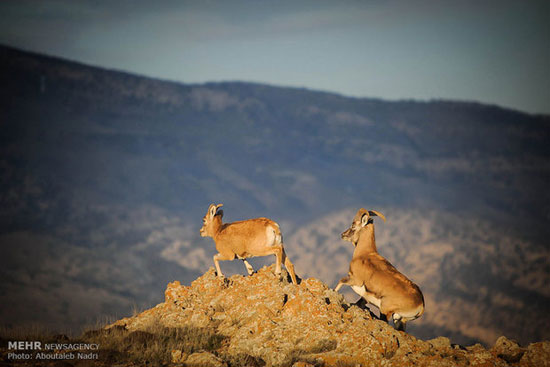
[1, 0, 549, 115]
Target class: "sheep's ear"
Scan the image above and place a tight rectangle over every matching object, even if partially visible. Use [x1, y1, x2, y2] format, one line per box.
[209, 204, 217, 218]
[368, 210, 386, 222]
[361, 213, 370, 227]
[210, 203, 223, 218]
[354, 208, 368, 223]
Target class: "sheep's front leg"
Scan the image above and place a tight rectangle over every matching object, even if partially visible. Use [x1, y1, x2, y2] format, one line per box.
[213, 253, 234, 278]
[335, 275, 352, 292]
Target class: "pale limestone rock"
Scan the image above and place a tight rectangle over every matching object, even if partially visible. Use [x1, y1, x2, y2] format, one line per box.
[171, 349, 187, 363]
[184, 351, 227, 367]
[492, 336, 523, 363]
[428, 336, 451, 350]
[520, 341, 550, 367]
[106, 265, 549, 367]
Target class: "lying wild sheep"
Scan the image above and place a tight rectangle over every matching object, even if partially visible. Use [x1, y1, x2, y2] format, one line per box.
[335, 208, 424, 331]
[199, 203, 297, 284]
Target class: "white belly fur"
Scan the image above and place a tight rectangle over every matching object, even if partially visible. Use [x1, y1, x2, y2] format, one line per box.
[351, 285, 381, 308]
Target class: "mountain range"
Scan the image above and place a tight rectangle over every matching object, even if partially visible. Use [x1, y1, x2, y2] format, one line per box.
[0, 44, 549, 347]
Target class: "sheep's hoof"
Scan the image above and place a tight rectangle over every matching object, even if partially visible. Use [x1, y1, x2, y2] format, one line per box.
[394, 320, 405, 331]
[274, 272, 285, 283]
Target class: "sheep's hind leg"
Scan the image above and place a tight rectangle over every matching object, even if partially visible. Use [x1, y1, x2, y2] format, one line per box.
[393, 314, 406, 331]
[282, 249, 297, 284]
[242, 259, 254, 275]
[272, 246, 283, 276]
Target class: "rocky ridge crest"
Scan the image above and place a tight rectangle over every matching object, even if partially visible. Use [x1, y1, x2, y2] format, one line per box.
[109, 266, 550, 366]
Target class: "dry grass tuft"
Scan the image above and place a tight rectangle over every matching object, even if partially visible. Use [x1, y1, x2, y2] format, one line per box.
[81, 323, 226, 365]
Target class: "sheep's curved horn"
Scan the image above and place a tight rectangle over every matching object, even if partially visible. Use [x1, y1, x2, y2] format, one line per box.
[368, 210, 386, 222]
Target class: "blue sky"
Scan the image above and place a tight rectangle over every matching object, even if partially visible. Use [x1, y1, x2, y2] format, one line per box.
[1, 0, 548, 114]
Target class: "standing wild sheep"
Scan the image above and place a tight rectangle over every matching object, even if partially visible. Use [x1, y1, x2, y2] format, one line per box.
[199, 203, 298, 284]
[335, 208, 424, 331]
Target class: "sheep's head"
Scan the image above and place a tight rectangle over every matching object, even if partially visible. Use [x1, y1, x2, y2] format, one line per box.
[200, 203, 223, 237]
[341, 208, 386, 244]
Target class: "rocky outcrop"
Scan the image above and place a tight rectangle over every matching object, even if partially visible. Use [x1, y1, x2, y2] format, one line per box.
[108, 266, 550, 366]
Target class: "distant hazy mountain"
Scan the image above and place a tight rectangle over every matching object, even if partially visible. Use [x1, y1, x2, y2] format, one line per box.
[1, 45, 548, 346]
